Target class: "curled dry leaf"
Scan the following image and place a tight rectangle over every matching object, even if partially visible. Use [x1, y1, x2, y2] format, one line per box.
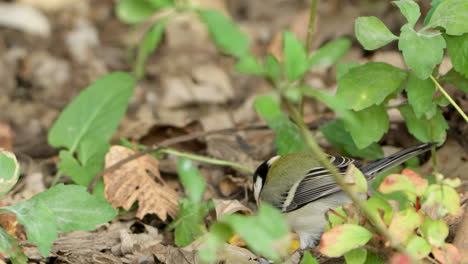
[104, 146, 179, 220]
[213, 199, 252, 219]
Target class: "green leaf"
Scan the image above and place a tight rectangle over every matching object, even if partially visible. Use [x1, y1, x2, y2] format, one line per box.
[393, 0, 421, 27]
[221, 204, 290, 261]
[336, 62, 408, 111]
[421, 184, 460, 217]
[378, 170, 428, 197]
[336, 62, 360, 81]
[283, 31, 308, 81]
[364, 251, 384, 264]
[424, 0, 442, 25]
[116, 0, 159, 24]
[264, 55, 281, 85]
[406, 72, 436, 118]
[234, 55, 265, 75]
[300, 251, 319, 264]
[308, 38, 351, 68]
[398, 105, 448, 143]
[366, 196, 394, 225]
[173, 199, 211, 247]
[254, 95, 307, 155]
[344, 104, 389, 149]
[48, 72, 135, 152]
[427, 0, 468, 35]
[406, 235, 431, 259]
[134, 20, 168, 79]
[398, 25, 446, 79]
[320, 120, 383, 159]
[0, 149, 20, 198]
[440, 68, 468, 93]
[355, 16, 398, 50]
[326, 206, 348, 230]
[5, 199, 57, 257]
[420, 218, 448, 247]
[344, 248, 367, 264]
[177, 158, 206, 202]
[388, 208, 422, 243]
[198, 9, 249, 57]
[319, 224, 373, 257]
[198, 222, 232, 262]
[0, 227, 27, 264]
[445, 33, 468, 78]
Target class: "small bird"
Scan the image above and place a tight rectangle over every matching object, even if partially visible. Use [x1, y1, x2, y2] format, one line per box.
[252, 143, 434, 249]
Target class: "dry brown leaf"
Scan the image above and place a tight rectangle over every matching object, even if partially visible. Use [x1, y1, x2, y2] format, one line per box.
[0, 123, 14, 150]
[213, 199, 252, 218]
[453, 207, 468, 263]
[104, 146, 179, 220]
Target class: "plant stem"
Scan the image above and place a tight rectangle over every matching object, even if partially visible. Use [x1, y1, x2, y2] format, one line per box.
[299, 0, 319, 117]
[283, 97, 418, 262]
[161, 148, 255, 174]
[51, 171, 63, 186]
[430, 75, 468, 122]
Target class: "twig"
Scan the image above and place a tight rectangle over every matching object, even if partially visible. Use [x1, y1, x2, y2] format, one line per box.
[430, 75, 468, 122]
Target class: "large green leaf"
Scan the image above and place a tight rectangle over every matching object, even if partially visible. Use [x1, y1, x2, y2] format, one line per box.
[393, 0, 421, 27]
[0, 227, 27, 264]
[320, 120, 383, 159]
[283, 31, 308, 81]
[398, 25, 445, 79]
[440, 68, 468, 93]
[398, 105, 448, 143]
[406, 72, 436, 118]
[198, 9, 249, 58]
[445, 33, 468, 77]
[5, 199, 57, 257]
[355, 16, 398, 50]
[254, 95, 307, 155]
[427, 0, 468, 35]
[48, 72, 135, 152]
[0, 149, 20, 198]
[344, 104, 389, 149]
[336, 62, 408, 111]
[308, 38, 351, 68]
[319, 224, 373, 257]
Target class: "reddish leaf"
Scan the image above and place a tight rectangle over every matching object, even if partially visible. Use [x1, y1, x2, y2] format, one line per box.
[389, 253, 412, 264]
[432, 243, 461, 264]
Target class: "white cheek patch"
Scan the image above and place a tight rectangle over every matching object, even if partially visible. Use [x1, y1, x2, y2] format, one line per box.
[253, 177, 263, 202]
[267, 155, 280, 166]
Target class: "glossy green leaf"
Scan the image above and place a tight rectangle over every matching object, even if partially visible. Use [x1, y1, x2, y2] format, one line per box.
[441, 68, 468, 93]
[319, 224, 373, 257]
[388, 208, 422, 243]
[308, 38, 351, 68]
[344, 104, 389, 149]
[393, 0, 421, 27]
[398, 105, 448, 143]
[427, 0, 468, 35]
[283, 31, 308, 81]
[445, 33, 468, 78]
[398, 25, 445, 79]
[420, 218, 448, 247]
[406, 72, 436, 118]
[344, 248, 367, 264]
[300, 251, 319, 264]
[0, 149, 20, 198]
[422, 184, 460, 218]
[0, 227, 27, 263]
[116, 0, 159, 24]
[234, 55, 265, 75]
[406, 235, 431, 259]
[198, 9, 249, 57]
[254, 95, 307, 155]
[336, 62, 408, 111]
[48, 72, 135, 151]
[366, 196, 393, 225]
[5, 199, 57, 257]
[177, 158, 206, 203]
[320, 120, 383, 159]
[336, 62, 360, 81]
[355, 16, 398, 50]
[222, 204, 290, 261]
[134, 20, 168, 79]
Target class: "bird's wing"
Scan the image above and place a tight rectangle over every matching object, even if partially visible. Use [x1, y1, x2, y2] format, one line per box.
[281, 156, 359, 212]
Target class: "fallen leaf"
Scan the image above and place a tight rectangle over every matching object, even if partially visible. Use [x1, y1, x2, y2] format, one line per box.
[104, 146, 179, 220]
[453, 205, 468, 263]
[213, 199, 252, 218]
[432, 243, 462, 264]
[0, 123, 14, 150]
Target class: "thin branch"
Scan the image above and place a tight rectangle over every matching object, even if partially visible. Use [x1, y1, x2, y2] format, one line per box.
[430, 75, 468, 122]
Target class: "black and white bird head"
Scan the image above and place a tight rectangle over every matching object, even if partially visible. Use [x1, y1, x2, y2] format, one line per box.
[252, 155, 280, 202]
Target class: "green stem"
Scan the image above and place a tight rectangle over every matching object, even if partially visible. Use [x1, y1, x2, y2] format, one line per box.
[283, 97, 419, 262]
[161, 148, 255, 174]
[430, 75, 468, 122]
[51, 171, 63, 186]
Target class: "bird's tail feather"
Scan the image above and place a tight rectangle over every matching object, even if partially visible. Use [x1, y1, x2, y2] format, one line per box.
[361, 143, 436, 179]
